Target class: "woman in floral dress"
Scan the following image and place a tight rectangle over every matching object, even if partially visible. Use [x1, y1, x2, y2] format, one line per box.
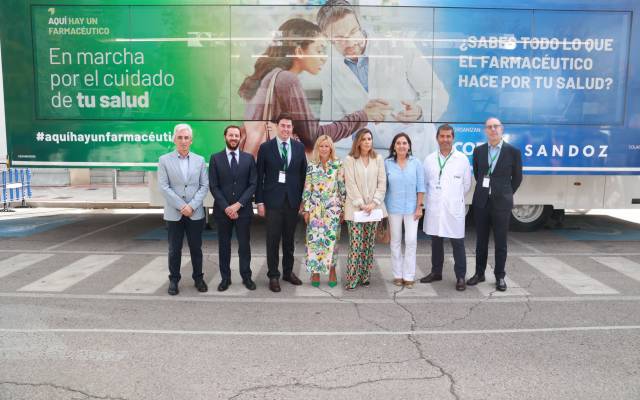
[302, 135, 346, 287]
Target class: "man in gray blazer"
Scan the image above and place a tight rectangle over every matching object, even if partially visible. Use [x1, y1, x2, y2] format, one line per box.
[158, 123, 209, 295]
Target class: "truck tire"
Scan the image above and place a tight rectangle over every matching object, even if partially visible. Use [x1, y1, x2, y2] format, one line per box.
[510, 205, 553, 232]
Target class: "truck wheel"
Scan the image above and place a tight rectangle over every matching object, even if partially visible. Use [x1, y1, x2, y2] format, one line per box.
[510, 205, 553, 232]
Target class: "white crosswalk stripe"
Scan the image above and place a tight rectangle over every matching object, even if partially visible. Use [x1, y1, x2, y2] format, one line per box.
[109, 256, 188, 294]
[205, 257, 266, 296]
[18, 255, 121, 292]
[0, 253, 54, 279]
[522, 256, 619, 295]
[463, 257, 530, 297]
[377, 258, 438, 297]
[591, 257, 640, 283]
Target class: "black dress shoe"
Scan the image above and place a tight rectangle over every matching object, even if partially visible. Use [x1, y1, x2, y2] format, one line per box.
[269, 278, 281, 292]
[195, 279, 208, 293]
[455, 278, 466, 291]
[419, 273, 442, 283]
[496, 278, 507, 292]
[217, 278, 231, 292]
[243, 278, 257, 291]
[466, 274, 485, 286]
[168, 281, 179, 296]
[282, 273, 302, 286]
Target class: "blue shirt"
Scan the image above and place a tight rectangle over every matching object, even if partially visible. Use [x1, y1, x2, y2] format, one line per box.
[384, 156, 426, 214]
[176, 151, 190, 181]
[488, 139, 503, 175]
[344, 55, 369, 92]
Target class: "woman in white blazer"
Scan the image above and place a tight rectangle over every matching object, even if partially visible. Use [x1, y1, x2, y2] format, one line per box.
[343, 128, 387, 290]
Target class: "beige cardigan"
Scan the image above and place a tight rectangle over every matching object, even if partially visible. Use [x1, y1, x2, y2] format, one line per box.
[343, 154, 387, 221]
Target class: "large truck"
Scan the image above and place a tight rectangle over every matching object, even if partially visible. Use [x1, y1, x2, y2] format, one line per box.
[1, 0, 639, 230]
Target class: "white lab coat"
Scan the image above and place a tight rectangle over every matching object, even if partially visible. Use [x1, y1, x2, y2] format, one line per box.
[320, 34, 449, 159]
[423, 150, 472, 239]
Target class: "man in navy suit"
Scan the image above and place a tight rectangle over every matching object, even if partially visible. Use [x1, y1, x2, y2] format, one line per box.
[256, 113, 308, 292]
[209, 125, 258, 291]
[467, 117, 523, 291]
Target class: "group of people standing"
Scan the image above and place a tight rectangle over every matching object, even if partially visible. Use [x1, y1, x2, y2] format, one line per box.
[158, 114, 522, 295]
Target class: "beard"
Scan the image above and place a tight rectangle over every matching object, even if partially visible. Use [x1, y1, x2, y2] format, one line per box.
[226, 140, 239, 150]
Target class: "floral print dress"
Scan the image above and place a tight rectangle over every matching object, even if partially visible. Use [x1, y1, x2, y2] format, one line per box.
[302, 160, 346, 274]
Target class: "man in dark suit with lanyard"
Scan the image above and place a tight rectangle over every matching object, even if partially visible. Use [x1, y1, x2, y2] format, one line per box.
[467, 117, 523, 291]
[209, 125, 258, 291]
[256, 113, 308, 292]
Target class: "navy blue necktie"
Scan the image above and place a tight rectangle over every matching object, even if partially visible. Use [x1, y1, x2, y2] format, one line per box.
[230, 151, 238, 175]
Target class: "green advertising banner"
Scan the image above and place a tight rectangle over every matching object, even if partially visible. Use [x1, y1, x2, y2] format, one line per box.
[4, 2, 236, 168]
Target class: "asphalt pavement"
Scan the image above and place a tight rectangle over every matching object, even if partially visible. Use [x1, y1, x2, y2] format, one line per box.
[1, 204, 639, 399]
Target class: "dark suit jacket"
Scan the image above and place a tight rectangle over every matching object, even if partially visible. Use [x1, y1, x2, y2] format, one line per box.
[208, 150, 257, 219]
[472, 141, 523, 210]
[255, 138, 307, 209]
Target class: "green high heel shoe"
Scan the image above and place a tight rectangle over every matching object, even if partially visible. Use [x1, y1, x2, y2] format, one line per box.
[328, 268, 337, 287]
[311, 273, 320, 287]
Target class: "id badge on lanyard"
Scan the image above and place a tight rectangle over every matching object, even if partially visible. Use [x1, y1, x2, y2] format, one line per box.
[437, 152, 452, 191]
[278, 171, 286, 184]
[486, 149, 499, 193]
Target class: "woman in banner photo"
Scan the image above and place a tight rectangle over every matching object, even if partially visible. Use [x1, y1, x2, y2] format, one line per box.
[343, 128, 387, 290]
[384, 133, 425, 289]
[302, 135, 346, 288]
[238, 18, 390, 157]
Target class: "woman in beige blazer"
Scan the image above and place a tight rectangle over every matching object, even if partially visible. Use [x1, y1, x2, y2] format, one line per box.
[343, 128, 387, 289]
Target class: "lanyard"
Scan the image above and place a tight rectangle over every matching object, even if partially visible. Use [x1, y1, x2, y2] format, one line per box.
[437, 152, 452, 182]
[488, 148, 499, 176]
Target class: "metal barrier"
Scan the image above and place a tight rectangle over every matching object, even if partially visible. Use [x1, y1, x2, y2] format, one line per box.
[1, 168, 32, 212]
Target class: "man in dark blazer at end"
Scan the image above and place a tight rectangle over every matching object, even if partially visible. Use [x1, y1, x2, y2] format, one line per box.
[256, 112, 308, 293]
[467, 117, 523, 292]
[209, 125, 258, 291]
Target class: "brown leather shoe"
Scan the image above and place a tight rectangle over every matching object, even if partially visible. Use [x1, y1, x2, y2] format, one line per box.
[283, 273, 302, 286]
[269, 278, 281, 293]
[456, 278, 466, 291]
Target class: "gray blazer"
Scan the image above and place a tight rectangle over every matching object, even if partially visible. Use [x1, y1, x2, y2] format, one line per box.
[158, 150, 209, 221]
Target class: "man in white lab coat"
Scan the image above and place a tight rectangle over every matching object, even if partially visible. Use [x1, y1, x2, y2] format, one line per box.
[420, 124, 472, 291]
[316, 0, 449, 159]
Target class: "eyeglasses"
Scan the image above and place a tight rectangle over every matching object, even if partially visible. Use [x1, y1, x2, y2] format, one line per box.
[485, 124, 502, 130]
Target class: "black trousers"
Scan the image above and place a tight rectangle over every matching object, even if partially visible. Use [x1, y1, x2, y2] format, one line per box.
[431, 236, 466, 279]
[167, 216, 204, 282]
[265, 204, 299, 279]
[216, 215, 252, 281]
[473, 198, 511, 279]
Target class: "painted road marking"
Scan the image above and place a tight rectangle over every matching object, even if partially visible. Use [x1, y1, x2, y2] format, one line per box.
[522, 256, 619, 295]
[18, 255, 121, 292]
[0, 253, 54, 279]
[109, 256, 189, 294]
[591, 257, 640, 283]
[2, 325, 639, 336]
